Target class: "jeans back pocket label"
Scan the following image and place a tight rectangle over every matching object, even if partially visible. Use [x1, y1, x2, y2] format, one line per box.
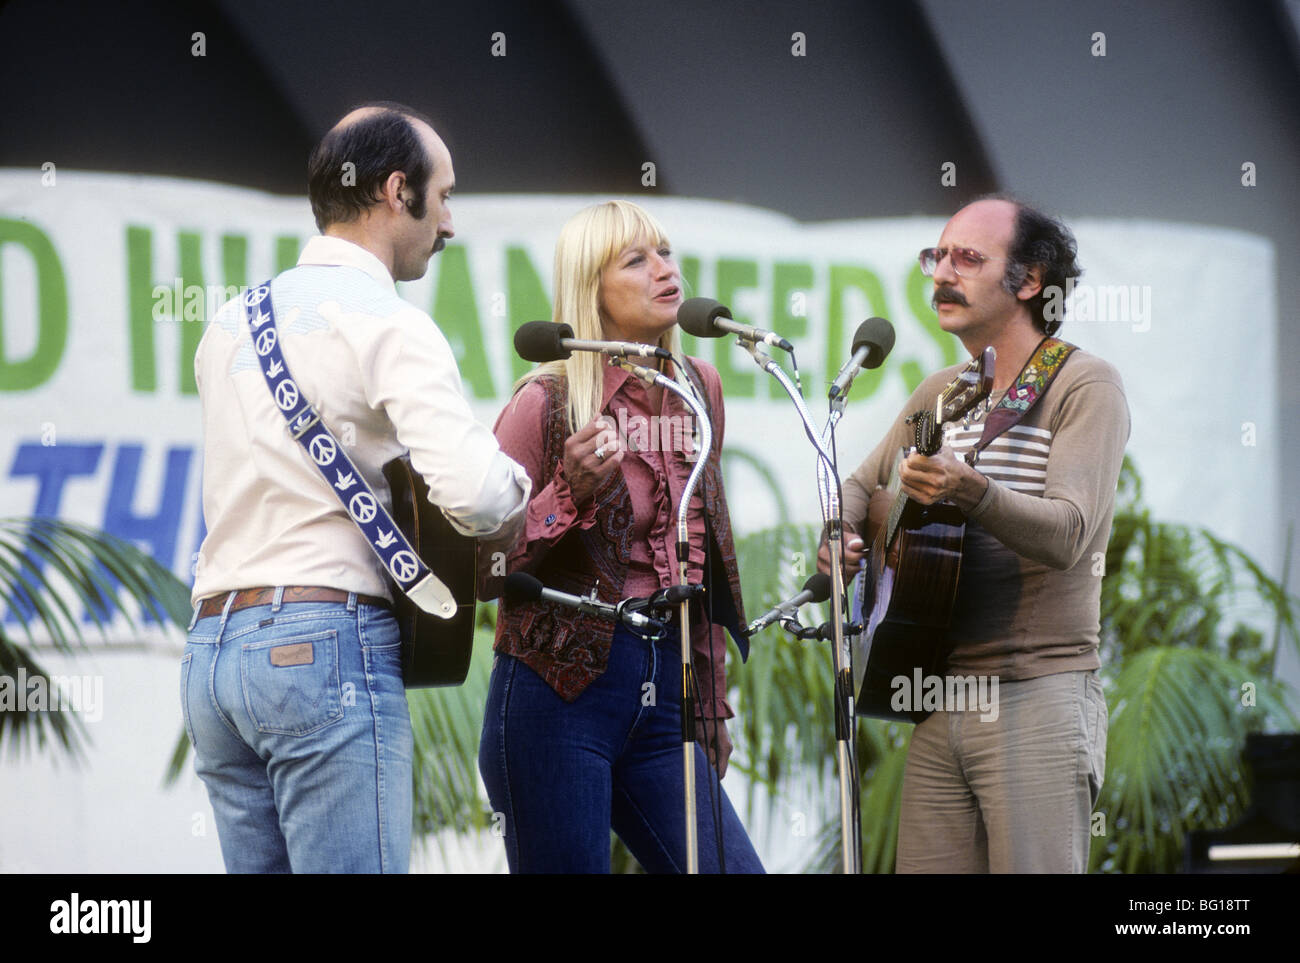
[270, 642, 314, 667]
[242, 630, 343, 736]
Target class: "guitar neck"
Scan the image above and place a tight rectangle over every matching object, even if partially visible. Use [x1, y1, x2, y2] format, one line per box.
[882, 488, 909, 551]
[879, 409, 941, 551]
[871, 349, 994, 558]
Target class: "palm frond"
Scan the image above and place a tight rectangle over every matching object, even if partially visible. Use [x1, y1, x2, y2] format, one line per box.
[799, 719, 911, 874]
[1091, 646, 1297, 873]
[409, 624, 495, 835]
[730, 523, 840, 843]
[0, 516, 191, 760]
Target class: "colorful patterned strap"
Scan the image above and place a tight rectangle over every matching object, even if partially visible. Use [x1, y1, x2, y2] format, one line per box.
[241, 281, 456, 619]
[966, 337, 1077, 465]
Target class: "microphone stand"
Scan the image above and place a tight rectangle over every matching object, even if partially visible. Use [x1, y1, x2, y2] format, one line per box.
[738, 340, 861, 875]
[609, 355, 713, 875]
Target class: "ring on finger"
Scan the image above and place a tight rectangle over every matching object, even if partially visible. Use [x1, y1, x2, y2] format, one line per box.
[594, 444, 607, 461]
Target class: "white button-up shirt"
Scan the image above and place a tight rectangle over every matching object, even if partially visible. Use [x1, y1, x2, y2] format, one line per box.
[191, 235, 529, 604]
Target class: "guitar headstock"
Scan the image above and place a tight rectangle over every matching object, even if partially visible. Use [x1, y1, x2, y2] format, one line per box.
[938, 347, 995, 424]
[913, 347, 996, 454]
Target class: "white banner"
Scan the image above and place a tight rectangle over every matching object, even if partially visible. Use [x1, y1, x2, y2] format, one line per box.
[0, 172, 1279, 622]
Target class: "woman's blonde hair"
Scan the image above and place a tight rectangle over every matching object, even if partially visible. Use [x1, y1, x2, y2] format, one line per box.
[517, 200, 687, 433]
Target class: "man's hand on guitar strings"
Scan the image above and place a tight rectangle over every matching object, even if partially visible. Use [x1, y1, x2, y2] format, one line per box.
[898, 445, 989, 512]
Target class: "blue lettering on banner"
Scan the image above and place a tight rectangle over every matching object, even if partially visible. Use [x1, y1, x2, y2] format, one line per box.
[10, 443, 105, 515]
[84, 444, 192, 623]
[6, 443, 104, 623]
[5, 441, 200, 626]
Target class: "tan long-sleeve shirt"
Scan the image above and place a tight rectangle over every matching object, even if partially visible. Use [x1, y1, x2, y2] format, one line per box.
[843, 348, 1130, 680]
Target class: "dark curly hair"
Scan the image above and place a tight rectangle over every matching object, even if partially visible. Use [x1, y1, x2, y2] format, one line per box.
[978, 194, 1083, 336]
[307, 102, 436, 231]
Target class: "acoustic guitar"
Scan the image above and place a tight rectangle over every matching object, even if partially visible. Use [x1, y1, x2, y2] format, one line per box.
[381, 455, 477, 688]
[852, 348, 995, 721]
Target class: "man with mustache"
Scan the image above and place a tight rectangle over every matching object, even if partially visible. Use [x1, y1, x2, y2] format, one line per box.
[183, 103, 530, 873]
[823, 196, 1129, 873]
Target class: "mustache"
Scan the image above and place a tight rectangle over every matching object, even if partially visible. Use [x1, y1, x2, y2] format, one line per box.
[432, 236, 447, 255]
[932, 285, 968, 308]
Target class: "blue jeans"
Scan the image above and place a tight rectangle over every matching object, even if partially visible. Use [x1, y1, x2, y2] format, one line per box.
[479, 624, 764, 873]
[181, 591, 412, 873]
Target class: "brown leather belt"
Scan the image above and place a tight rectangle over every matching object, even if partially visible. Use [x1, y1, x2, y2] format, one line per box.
[197, 586, 391, 620]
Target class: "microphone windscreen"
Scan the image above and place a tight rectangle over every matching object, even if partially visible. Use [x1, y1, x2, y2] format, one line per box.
[851, 317, 896, 369]
[504, 572, 544, 604]
[803, 572, 832, 604]
[514, 321, 575, 362]
[676, 298, 732, 339]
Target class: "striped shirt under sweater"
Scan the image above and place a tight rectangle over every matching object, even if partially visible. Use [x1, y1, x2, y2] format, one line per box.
[842, 348, 1130, 681]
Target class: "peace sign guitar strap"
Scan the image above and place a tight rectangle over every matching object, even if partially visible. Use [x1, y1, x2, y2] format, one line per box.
[241, 280, 457, 621]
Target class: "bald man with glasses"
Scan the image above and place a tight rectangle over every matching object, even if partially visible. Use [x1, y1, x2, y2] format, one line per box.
[823, 196, 1129, 873]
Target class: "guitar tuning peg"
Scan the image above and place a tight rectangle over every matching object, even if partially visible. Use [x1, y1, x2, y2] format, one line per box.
[963, 414, 972, 430]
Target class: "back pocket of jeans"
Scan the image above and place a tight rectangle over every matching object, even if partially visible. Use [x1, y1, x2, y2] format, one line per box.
[180, 652, 196, 746]
[241, 630, 343, 736]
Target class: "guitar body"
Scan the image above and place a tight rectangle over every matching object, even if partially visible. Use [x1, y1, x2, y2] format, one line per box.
[850, 347, 995, 723]
[382, 455, 476, 688]
[854, 493, 966, 722]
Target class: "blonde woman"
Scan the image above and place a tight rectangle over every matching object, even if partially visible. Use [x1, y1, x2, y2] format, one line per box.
[478, 200, 763, 873]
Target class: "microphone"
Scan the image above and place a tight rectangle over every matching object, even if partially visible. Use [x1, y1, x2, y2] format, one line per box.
[827, 317, 895, 400]
[745, 572, 832, 636]
[644, 583, 706, 613]
[514, 321, 672, 363]
[677, 298, 793, 352]
[503, 572, 663, 632]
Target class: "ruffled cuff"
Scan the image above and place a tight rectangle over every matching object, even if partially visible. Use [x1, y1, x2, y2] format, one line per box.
[524, 459, 599, 544]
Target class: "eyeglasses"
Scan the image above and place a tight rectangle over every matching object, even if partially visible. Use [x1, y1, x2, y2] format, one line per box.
[918, 247, 1005, 278]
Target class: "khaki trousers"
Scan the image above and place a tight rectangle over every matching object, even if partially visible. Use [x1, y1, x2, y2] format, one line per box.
[896, 670, 1108, 873]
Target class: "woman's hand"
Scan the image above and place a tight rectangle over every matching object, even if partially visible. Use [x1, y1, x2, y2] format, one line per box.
[562, 417, 624, 505]
[817, 532, 866, 578]
[698, 719, 733, 777]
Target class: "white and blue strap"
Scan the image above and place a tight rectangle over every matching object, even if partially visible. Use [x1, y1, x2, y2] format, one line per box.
[241, 281, 455, 619]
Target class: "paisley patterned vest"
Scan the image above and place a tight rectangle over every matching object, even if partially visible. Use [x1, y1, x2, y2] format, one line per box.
[493, 366, 748, 702]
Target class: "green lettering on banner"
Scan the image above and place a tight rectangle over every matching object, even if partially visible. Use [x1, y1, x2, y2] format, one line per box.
[828, 264, 890, 401]
[714, 258, 757, 397]
[678, 255, 702, 359]
[906, 261, 960, 391]
[432, 245, 494, 398]
[770, 262, 813, 398]
[177, 232, 205, 394]
[128, 226, 245, 395]
[274, 236, 300, 274]
[506, 246, 551, 384]
[126, 225, 156, 390]
[0, 218, 67, 391]
[221, 235, 247, 291]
